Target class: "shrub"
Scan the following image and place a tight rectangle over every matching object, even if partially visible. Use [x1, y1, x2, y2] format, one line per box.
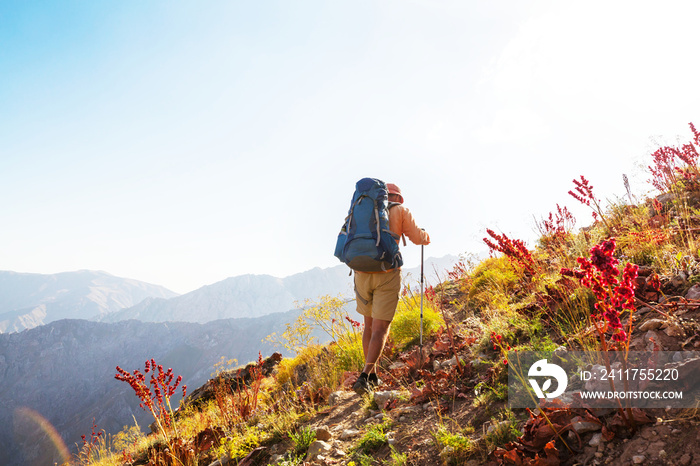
[484, 410, 521, 451]
[331, 331, 364, 372]
[390, 295, 444, 350]
[290, 426, 316, 457]
[354, 421, 390, 455]
[433, 425, 477, 465]
[276, 345, 324, 387]
[467, 257, 520, 310]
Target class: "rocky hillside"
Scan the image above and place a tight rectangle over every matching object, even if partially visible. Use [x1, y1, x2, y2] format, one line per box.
[0, 270, 178, 333]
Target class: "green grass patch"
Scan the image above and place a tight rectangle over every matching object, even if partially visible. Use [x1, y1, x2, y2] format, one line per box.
[390, 295, 444, 350]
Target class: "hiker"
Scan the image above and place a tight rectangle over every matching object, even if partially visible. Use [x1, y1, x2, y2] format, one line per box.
[352, 183, 430, 394]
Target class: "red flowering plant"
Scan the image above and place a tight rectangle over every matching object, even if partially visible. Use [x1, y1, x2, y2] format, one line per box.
[536, 204, 576, 253]
[115, 359, 187, 442]
[648, 122, 700, 193]
[483, 229, 538, 275]
[568, 175, 611, 231]
[75, 419, 104, 464]
[560, 238, 638, 351]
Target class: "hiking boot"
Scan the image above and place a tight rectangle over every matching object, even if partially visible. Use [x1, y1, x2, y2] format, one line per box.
[353, 373, 371, 395]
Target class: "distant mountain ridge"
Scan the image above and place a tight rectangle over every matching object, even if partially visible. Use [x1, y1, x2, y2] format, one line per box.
[101, 255, 459, 324]
[0, 256, 459, 333]
[0, 270, 178, 333]
[102, 265, 355, 323]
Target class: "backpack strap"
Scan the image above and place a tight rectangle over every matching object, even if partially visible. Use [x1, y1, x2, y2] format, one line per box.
[387, 203, 407, 246]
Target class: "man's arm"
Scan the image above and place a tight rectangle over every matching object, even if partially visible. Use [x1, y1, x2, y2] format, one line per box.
[400, 207, 430, 245]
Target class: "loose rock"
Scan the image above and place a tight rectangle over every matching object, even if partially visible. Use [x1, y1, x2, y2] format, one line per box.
[589, 433, 603, 447]
[314, 426, 333, 441]
[374, 390, 402, 410]
[639, 319, 664, 331]
[340, 429, 360, 440]
[306, 440, 332, 461]
[571, 416, 602, 434]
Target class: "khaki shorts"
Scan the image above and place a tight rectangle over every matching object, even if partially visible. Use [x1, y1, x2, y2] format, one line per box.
[354, 269, 401, 322]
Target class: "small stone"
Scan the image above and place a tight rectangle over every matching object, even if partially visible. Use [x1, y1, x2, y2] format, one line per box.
[589, 433, 603, 447]
[659, 450, 667, 459]
[340, 429, 360, 440]
[679, 453, 692, 466]
[306, 440, 332, 461]
[335, 449, 346, 457]
[663, 321, 685, 337]
[639, 319, 664, 331]
[399, 416, 406, 422]
[686, 284, 700, 300]
[374, 413, 386, 420]
[632, 455, 645, 464]
[571, 416, 602, 434]
[672, 429, 683, 435]
[314, 426, 333, 441]
[595, 452, 603, 458]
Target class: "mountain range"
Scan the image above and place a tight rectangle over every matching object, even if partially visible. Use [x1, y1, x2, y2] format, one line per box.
[0, 270, 177, 333]
[1, 255, 458, 333]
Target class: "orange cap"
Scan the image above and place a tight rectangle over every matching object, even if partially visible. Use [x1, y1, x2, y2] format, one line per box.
[387, 183, 404, 204]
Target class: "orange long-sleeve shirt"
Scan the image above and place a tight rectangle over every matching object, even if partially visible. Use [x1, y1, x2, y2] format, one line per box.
[388, 204, 430, 246]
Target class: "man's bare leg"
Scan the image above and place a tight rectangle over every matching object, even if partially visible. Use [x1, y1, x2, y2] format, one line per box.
[361, 316, 391, 374]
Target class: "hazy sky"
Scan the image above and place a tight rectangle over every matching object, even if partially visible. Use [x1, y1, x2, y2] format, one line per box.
[2, 1, 699, 294]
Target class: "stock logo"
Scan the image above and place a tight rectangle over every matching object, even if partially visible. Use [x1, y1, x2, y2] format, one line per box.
[528, 359, 568, 399]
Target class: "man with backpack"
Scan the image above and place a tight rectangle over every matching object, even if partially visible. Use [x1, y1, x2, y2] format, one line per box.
[333, 178, 430, 394]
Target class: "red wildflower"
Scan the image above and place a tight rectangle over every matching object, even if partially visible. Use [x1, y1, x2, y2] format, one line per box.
[560, 238, 638, 347]
[483, 229, 538, 275]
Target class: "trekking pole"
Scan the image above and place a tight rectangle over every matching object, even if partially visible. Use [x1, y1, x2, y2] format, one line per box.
[420, 243, 424, 356]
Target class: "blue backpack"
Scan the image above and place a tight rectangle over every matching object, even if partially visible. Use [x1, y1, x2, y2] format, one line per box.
[334, 178, 404, 272]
